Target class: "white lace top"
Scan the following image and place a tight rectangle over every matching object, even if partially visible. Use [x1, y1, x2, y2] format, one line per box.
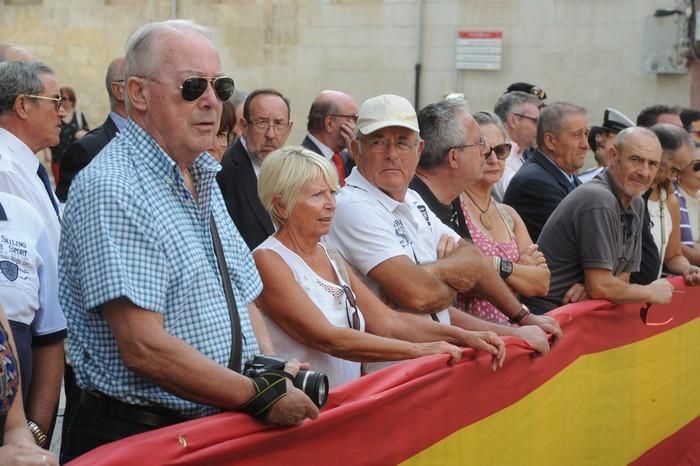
[255, 236, 365, 389]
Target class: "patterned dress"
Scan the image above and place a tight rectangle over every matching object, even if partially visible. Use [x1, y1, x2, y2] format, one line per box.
[455, 201, 520, 326]
[0, 322, 19, 445]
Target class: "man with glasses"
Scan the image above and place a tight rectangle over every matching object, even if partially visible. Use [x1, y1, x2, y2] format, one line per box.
[528, 127, 674, 312]
[302, 90, 358, 186]
[412, 99, 558, 352]
[0, 60, 68, 449]
[217, 88, 293, 250]
[56, 57, 127, 203]
[504, 102, 589, 242]
[59, 20, 317, 462]
[326, 95, 561, 373]
[492, 91, 542, 201]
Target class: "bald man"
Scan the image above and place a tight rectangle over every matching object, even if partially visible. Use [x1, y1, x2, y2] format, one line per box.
[302, 90, 358, 185]
[56, 57, 127, 201]
[0, 43, 34, 62]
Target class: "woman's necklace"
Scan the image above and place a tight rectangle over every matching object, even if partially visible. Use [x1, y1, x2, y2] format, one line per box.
[464, 189, 493, 230]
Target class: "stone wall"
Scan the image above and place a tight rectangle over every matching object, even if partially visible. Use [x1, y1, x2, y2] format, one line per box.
[0, 0, 692, 142]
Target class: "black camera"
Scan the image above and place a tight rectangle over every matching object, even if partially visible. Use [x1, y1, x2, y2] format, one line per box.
[243, 355, 329, 408]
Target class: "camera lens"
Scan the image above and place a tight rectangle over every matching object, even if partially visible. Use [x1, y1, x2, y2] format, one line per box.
[295, 370, 329, 408]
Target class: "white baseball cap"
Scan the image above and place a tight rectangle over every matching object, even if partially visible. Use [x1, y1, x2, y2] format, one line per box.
[356, 94, 419, 135]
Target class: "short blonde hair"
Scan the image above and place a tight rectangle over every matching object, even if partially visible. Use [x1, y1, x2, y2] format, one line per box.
[258, 146, 340, 227]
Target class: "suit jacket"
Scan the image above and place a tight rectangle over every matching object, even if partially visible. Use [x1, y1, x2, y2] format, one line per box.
[56, 115, 119, 202]
[217, 140, 274, 251]
[301, 135, 353, 177]
[503, 149, 580, 242]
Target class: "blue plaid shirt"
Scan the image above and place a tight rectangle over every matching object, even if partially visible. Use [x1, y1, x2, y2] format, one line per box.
[59, 120, 261, 418]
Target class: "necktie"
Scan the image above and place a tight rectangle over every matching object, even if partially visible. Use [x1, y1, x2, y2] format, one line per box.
[36, 163, 60, 216]
[332, 152, 346, 187]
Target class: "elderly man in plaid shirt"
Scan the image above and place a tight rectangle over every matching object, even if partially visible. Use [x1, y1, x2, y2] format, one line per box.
[58, 20, 318, 462]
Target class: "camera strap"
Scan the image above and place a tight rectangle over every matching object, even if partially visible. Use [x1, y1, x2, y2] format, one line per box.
[209, 213, 243, 373]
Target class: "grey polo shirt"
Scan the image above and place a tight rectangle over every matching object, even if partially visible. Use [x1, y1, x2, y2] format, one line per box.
[525, 169, 644, 312]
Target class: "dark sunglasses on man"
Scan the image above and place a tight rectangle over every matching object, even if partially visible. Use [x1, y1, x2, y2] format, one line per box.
[147, 76, 235, 102]
[484, 142, 512, 160]
[180, 76, 234, 102]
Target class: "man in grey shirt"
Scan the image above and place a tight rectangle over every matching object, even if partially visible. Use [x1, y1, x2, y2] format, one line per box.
[526, 127, 674, 312]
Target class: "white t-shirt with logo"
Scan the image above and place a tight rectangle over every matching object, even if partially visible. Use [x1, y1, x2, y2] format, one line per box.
[0, 192, 66, 334]
[325, 169, 459, 372]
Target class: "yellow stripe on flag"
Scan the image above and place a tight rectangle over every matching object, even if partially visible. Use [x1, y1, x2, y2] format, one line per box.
[402, 317, 700, 466]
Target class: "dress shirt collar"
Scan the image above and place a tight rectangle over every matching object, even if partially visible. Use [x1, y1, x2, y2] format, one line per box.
[307, 133, 334, 160]
[540, 150, 577, 184]
[0, 127, 39, 173]
[345, 167, 402, 213]
[239, 136, 261, 178]
[110, 112, 128, 132]
[125, 120, 220, 192]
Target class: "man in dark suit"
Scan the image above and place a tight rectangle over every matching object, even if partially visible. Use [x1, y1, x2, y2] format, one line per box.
[56, 57, 126, 202]
[301, 90, 357, 185]
[503, 102, 589, 241]
[217, 88, 292, 250]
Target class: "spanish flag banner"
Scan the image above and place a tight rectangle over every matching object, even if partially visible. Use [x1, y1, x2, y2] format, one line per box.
[69, 276, 699, 465]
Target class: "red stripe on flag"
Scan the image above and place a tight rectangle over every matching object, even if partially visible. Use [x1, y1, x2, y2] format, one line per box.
[630, 416, 700, 466]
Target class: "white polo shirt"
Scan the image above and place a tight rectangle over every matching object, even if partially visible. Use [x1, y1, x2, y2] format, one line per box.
[325, 168, 459, 325]
[0, 192, 66, 334]
[0, 128, 61, 253]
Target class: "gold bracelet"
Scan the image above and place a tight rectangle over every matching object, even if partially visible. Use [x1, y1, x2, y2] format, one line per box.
[27, 420, 47, 448]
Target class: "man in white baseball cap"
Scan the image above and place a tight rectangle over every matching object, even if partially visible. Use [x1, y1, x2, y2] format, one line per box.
[325, 95, 561, 373]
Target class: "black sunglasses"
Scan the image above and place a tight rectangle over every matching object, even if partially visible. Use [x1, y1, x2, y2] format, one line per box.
[342, 285, 361, 331]
[180, 76, 234, 102]
[485, 143, 512, 160]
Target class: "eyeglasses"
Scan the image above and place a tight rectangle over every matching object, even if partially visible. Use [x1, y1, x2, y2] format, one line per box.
[248, 118, 292, 132]
[342, 285, 361, 331]
[329, 113, 359, 122]
[484, 142, 512, 160]
[147, 76, 235, 102]
[513, 113, 538, 124]
[364, 138, 419, 154]
[451, 136, 486, 154]
[18, 94, 63, 111]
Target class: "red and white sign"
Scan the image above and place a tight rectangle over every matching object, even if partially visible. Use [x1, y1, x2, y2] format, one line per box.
[456, 30, 502, 71]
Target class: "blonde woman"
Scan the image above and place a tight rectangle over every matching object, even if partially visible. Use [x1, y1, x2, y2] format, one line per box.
[253, 146, 506, 388]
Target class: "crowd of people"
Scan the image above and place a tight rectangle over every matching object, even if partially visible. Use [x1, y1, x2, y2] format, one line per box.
[0, 17, 699, 464]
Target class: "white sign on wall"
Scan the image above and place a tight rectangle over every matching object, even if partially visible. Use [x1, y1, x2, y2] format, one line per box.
[456, 31, 502, 71]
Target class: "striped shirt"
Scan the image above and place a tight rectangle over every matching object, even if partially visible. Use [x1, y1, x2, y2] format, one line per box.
[675, 183, 694, 246]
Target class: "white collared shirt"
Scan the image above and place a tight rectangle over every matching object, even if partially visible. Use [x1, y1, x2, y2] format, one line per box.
[325, 168, 457, 322]
[0, 192, 66, 332]
[325, 168, 458, 372]
[0, 128, 61, 253]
